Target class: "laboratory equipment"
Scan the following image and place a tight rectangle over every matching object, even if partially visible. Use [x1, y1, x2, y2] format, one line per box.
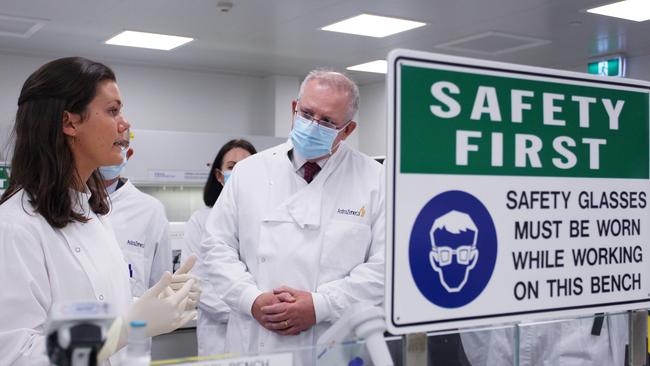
[317, 302, 394, 366]
[123, 321, 151, 366]
[45, 301, 115, 366]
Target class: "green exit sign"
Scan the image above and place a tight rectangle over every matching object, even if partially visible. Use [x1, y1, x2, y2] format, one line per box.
[587, 57, 625, 77]
[0, 164, 9, 191]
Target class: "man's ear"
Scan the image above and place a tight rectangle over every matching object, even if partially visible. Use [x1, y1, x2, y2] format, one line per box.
[126, 148, 134, 160]
[62, 111, 81, 137]
[341, 121, 357, 139]
[289, 100, 298, 131]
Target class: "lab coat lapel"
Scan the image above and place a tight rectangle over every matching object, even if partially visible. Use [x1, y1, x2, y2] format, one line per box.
[263, 142, 348, 229]
[261, 143, 298, 224]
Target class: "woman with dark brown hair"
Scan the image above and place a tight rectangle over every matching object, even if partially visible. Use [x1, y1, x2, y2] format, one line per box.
[0, 57, 197, 365]
[183, 138, 256, 356]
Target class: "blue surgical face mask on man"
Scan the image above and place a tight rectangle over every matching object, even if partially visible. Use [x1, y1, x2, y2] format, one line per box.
[290, 113, 347, 160]
[99, 149, 128, 180]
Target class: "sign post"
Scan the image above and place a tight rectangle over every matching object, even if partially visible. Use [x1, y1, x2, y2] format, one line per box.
[386, 49, 650, 335]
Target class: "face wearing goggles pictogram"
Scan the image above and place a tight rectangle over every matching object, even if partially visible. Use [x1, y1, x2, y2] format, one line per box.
[429, 245, 478, 266]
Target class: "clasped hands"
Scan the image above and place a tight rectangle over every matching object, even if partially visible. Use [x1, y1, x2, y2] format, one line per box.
[252, 286, 316, 336]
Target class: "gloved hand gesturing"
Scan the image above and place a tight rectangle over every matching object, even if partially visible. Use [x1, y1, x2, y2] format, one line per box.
[98, 270, 196, 363]
[127, 271, 196, 337]
[169, 254, 201, 311]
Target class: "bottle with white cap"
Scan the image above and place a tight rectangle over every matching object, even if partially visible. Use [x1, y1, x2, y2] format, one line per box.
[123, 320, 151, 366]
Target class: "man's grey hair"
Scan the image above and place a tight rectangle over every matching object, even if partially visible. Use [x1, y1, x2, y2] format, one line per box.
[298, 69, 360, 122]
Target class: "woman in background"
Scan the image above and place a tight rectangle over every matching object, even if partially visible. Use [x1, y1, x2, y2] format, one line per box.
[184, 139, 256, 356]
[0, 57, 196, 365]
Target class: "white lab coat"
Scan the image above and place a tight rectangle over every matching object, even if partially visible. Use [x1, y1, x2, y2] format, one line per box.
[0, 189, 132, 366]
[107, 179, 172, 297]
[461, 315, 628, 366]
[200, 141, 385, 355]
[185, 206, 229, 356]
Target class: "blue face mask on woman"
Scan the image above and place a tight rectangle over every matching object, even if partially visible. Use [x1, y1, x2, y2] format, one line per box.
[99, 149, 128, 180]
[290, 113, 347, 160]
[222, 170, 232, 185]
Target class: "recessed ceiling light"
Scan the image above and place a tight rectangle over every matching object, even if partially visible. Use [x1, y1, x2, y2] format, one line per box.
[587, 0, 650, 22]
[347, 60, 387, 74]
[0, 13, 48, 38]
[322, 14, 425, 38]
[105, 30, 193, 50]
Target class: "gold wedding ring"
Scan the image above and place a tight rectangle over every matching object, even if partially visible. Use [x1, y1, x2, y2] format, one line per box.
[284, 320, 289, 328]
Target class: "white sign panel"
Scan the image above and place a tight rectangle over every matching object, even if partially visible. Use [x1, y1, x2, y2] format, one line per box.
[386, 49, 650, 334]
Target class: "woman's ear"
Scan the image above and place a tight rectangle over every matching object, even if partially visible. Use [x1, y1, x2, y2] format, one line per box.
[62, 111, 81, 137]
[214, 168, 224, 185]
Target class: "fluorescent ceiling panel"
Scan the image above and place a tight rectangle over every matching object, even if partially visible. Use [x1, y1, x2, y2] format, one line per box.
[106, 30, 193, 50]
[436, 32, 550, 55]
[587, 0, 650, 22]
[321, 14, 425, 38]
[347, 60, 387, 74]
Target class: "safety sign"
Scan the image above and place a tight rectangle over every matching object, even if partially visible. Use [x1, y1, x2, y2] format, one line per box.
[385, 49, 650, 334]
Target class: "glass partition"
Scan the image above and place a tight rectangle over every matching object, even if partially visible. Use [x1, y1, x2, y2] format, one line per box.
[151, 311, 639, 366]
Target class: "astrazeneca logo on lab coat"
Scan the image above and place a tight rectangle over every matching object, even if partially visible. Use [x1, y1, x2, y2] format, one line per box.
[337, 206, 366, 217]
[409, 190, 497, 308]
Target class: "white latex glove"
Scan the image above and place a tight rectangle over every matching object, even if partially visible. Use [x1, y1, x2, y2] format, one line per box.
[170, 254, 202, 311]
[97, 271, 196, 363]
[128, 271, 195, 336]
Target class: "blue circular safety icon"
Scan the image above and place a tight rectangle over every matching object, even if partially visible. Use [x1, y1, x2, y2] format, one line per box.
[409, 190, 497, 308]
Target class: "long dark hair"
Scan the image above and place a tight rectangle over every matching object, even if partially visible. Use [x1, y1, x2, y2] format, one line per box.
[0, 57, 115, 228]
[203, 139, 257, 207]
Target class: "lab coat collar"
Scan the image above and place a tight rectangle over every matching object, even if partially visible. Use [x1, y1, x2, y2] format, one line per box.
[108, 178, 133, 201]
[69, 185, 92, 218]
[105, 179, 120, 195]
[265, 141, 350, 229]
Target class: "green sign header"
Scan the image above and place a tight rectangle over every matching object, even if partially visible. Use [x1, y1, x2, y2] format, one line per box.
[0, 165, 8, 191]
[400, 64, 649, 178]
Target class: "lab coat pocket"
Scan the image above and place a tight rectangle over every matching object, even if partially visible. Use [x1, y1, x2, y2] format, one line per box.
[320, 220, 371, 279]
[123, 249, 146, 297]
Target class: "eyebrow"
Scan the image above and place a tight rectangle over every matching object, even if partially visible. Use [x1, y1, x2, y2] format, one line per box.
[300, 105, 335, 123]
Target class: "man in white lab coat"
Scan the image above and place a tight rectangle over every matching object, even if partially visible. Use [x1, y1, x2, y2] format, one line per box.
[199, 69, 385, 355]
[101, 142, 173, 298]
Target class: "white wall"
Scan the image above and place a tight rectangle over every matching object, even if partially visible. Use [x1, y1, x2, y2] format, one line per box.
[357, 81, 387, 157]
[0, 52, 374, 161]
[0, 54, 45, 160]
[626, 54, 650, 82]
[0, 52, 275, 144]
[113, 64, 271, 135]
[265, 75, 299, 138]
[0, 51, 369, 219]
[0, 52, 292, 221]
